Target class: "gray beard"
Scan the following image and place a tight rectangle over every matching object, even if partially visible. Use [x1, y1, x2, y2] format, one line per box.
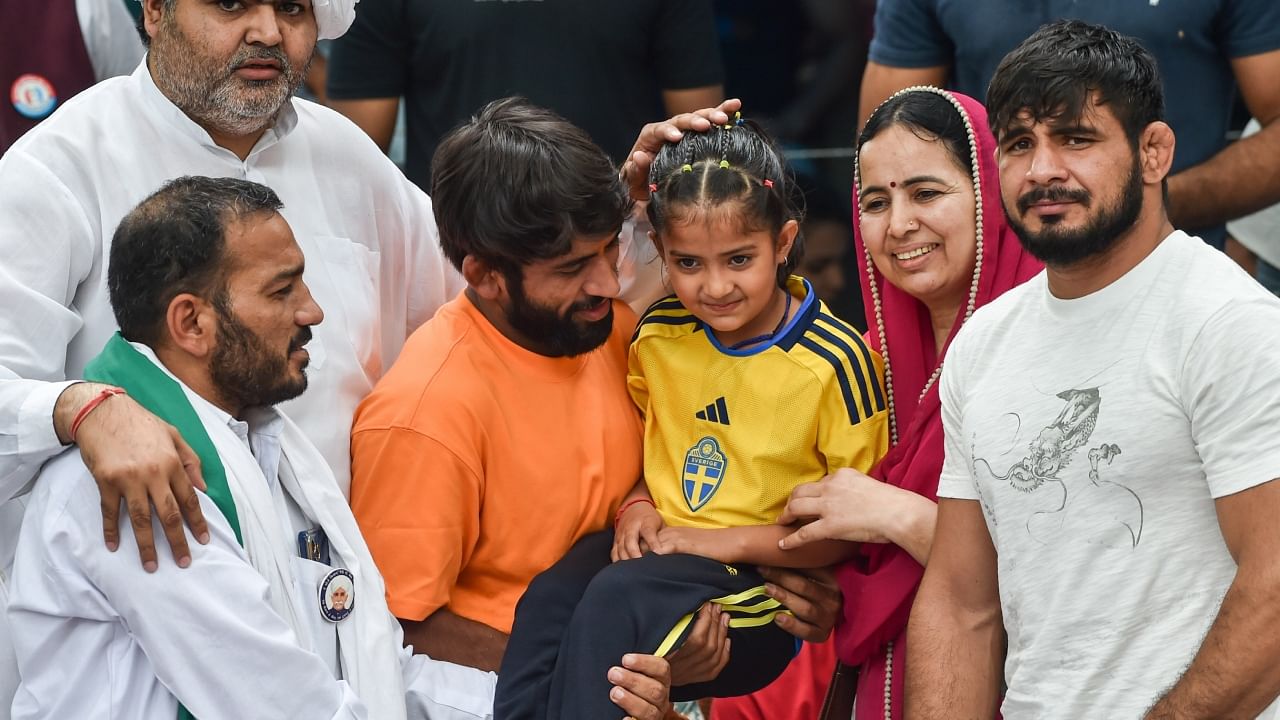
[149, 20, 310, 137]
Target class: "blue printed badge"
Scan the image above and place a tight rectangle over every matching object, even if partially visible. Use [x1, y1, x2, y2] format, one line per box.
[10, 74, 57, 120]
[682, 436, 726, 512]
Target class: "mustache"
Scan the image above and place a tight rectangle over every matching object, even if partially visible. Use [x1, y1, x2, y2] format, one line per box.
[288, 326, 312, 353]
[227, 45, 291, 77]
[1017, 186, 1091, 214]
[569, 296, 611, 314]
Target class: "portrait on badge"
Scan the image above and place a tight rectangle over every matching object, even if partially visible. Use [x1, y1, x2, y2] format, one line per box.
[319, 568, 355, 623]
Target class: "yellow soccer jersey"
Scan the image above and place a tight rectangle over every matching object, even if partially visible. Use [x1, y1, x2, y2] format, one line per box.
[628, 276, 889, 530]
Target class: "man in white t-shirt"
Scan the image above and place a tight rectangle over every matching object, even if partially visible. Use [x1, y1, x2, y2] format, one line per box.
[907, 20, 1280, 720]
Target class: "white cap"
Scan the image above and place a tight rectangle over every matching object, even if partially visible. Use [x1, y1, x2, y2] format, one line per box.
[313, 0, 359, 40]
[134, 0, 360, 41]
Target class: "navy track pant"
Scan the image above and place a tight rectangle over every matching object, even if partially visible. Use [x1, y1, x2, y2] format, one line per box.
[494, 530, 797, 720]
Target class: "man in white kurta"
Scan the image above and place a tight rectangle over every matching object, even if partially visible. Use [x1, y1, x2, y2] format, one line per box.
[0, 2, 462, 711]
[0, 14, 461, 507]
[7, 175, 494, 719]
[9, 349, 497, 719]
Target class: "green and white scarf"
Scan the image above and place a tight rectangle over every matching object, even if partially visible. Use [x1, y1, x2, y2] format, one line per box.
[85, 334, 408, 720]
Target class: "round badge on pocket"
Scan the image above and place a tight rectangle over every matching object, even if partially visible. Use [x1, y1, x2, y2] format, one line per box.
[318, 568, 355, 623]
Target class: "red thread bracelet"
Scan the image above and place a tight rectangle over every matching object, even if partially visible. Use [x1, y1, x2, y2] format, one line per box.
[69, 387, 127, 443]
[614, 497, 656, 528]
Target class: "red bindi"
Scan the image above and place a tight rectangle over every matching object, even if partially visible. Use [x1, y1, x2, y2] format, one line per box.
[889, 181, 897, 188]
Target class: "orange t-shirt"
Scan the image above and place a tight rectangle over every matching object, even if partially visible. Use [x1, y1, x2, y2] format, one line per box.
[350, 293, 643, 633]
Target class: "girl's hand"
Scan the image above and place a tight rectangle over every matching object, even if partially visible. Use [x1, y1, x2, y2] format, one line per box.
[612, 502, 665, 562]
[777, 467, 917, 549]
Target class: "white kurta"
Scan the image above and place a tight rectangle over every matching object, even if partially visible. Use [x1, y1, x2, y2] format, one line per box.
[0, 62, 465, 716]
[0, 60, 466, 507]
[7, 396, 495, 719]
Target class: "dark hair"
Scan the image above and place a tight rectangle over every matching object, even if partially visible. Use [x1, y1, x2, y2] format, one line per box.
[430, 97, 632, 277]
[136, 0, 178, 48]
[986, 20, 1165, 147]
[858, 91, 973, 177]
[108, 175, 283, 346]
[646, 117, 803, 287]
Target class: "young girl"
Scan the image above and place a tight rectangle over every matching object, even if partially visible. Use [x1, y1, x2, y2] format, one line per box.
[494, 115, 889, 720]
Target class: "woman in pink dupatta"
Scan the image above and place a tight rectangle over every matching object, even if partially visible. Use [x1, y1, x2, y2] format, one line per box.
[834, 87, 1039, 719]
[713, 87, 1039, 720]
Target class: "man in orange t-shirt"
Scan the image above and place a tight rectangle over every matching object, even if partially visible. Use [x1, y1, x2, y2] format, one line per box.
[350, 97, 644, 675]
[351, 99, 847, 719]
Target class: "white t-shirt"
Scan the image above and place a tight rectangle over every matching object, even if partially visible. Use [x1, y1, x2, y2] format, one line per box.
[938, 230, 1280, 719]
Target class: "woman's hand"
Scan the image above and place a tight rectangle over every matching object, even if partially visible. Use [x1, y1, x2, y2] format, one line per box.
[612, 502, 665, 562]
[778, 468, 938, 565]
[778, 468, 909, 547]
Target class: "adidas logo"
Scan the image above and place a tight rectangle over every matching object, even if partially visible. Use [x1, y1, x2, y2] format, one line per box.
[695, 397, 731, 426]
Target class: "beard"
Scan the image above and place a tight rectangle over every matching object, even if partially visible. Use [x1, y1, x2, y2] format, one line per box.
[505, 272, 614, 358]
[149, 15, 310, 137]
[1006, 154, 1144, 267]
[211, 300, 311, 410]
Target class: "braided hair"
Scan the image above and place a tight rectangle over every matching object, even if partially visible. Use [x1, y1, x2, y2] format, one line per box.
[645, 115, 804, 288]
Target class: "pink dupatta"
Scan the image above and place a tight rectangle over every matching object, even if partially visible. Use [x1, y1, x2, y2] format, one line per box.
[837, 89, 1041, 720]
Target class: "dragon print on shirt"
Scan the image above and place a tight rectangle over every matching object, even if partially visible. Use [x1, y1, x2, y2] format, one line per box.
[974, 388, 1144, 549]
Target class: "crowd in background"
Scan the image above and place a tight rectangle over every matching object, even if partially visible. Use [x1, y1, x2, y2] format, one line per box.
[2, 2, 1279, 720]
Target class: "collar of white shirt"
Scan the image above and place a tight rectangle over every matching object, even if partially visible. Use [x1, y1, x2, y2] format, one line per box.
[133, 56, 300, 161]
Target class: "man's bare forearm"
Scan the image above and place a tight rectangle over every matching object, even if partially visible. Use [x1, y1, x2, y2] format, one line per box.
[1145, 573, 1280, 718]
[1168, 120, 1280, 231]
[400, 608, 509, 672]
[905, 579, 1004, 718]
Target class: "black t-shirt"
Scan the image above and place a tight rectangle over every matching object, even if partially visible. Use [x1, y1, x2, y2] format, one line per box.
[327, 0, 724, 188]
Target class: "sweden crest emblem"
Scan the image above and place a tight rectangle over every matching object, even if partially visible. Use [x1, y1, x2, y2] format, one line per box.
[683, 436, 727, 512]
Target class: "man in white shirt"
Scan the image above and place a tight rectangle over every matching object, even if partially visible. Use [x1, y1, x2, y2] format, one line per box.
[907, 20, 1280, 719]
[0, 3, 453, 709]
[8, 175, 679, 720]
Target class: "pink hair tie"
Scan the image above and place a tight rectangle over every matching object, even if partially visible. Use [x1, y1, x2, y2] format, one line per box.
[762, 178, 774, 188]
[648, 183, 658, 192]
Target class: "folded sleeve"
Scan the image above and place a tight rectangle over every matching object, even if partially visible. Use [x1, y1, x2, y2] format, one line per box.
[867, 0, 954, 69]
[936, 335, 979, 501]
[0, 150, 97, 503]
[1181, 298, 1280, 498]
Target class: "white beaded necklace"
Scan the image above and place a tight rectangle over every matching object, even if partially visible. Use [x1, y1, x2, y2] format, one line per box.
[854, 85, 985, 719]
